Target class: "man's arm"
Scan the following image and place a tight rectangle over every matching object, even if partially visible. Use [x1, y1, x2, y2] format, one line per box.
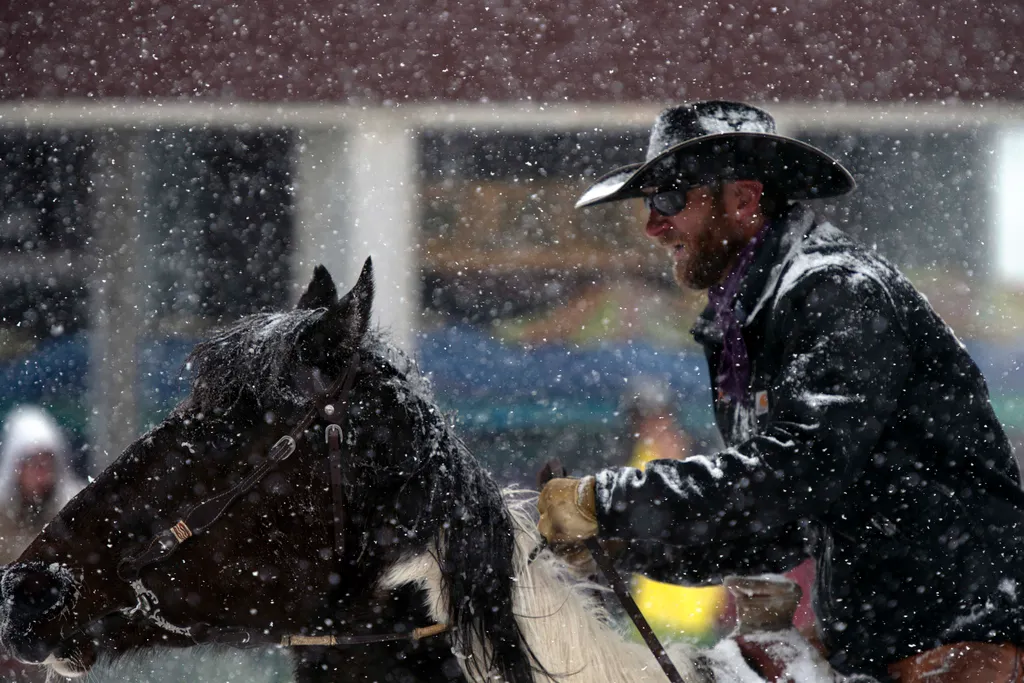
[615, 520, 810, 585]
[595, 269, 911, 547]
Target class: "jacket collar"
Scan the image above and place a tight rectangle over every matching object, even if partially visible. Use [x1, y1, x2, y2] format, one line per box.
[691, 203, 816, 346]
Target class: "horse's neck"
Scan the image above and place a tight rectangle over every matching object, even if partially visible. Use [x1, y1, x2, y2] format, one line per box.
[380, 505, 705, 683]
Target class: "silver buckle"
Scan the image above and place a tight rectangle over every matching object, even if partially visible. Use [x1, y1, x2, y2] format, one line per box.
[325, 423, 343, 444]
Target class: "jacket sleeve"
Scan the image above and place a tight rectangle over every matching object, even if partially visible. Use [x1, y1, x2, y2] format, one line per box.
[615, 520, 810, 586]
[594, 269, 912, 547]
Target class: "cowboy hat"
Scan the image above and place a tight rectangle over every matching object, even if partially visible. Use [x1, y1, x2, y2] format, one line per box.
[575, 100, 855, 209]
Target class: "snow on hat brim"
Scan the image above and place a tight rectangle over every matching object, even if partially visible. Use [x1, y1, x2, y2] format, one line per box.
[575, 133, 855, 209]
[575, 164, 643, 209]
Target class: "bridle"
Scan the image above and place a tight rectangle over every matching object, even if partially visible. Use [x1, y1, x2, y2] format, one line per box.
[114, 351, 447, 647]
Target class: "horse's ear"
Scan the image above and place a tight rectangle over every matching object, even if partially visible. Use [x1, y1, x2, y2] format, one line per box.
[297, 265, 338, 310]
[331, 257, 374, 343]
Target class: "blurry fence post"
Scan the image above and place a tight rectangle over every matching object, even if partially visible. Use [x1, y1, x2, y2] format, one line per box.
[293, 126, 349, 304]
[87, 129, 147, 474]
[293, 116, 418, 351]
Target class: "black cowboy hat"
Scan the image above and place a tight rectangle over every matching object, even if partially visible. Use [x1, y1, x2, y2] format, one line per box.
[575, 100, 855, 209]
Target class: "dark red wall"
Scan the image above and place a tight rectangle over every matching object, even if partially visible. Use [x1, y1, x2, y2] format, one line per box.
[2, 0, 1021, 103]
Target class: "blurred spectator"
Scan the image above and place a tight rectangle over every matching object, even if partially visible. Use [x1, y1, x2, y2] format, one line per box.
[0, 405, 84, 682]
[621, 379, 693, 467]
[620, 379, 729, 645]
[0, 405, 84, 563]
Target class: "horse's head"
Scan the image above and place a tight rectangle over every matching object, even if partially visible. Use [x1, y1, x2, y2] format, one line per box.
[0, 259, 534, 681]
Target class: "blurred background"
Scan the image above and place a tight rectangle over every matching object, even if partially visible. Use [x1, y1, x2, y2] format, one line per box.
[1, 0, 1023, 678]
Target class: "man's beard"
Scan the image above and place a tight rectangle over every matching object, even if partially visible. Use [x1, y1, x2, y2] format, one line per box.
[673, 206, 743, 290]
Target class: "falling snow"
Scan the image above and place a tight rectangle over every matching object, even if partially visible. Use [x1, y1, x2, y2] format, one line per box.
[0, 2, 1021, 682]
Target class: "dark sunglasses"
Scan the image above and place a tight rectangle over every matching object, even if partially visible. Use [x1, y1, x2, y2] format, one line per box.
[644, 188, 690, 217]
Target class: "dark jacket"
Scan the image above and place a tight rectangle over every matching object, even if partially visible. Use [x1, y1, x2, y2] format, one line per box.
[594, 203, 1024, 678]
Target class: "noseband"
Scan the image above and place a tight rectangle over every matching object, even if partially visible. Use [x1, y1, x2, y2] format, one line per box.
[115, 351, 446, 647]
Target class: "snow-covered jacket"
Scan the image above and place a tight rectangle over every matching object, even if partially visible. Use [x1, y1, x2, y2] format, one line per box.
[0, 406, 83, 563]
[595, 204, 1024, 678]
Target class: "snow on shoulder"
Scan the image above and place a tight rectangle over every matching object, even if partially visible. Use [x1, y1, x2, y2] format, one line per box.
[747, 207, 901, 323]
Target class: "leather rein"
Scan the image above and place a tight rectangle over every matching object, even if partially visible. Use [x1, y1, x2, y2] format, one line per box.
[114, 351, 447, 647]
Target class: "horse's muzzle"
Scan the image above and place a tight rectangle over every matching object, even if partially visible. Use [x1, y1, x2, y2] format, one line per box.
[0, 561, 77, 662]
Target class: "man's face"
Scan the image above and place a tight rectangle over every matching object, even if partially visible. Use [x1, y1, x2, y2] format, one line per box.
[18, 450, 57, 505]
[644, 185, 748, 290]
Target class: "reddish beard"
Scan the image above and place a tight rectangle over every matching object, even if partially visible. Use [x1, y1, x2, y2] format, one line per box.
[673, 196, 745, 290]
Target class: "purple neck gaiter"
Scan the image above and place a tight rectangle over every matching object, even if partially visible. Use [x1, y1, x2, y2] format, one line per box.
[706, 221, 772, 404]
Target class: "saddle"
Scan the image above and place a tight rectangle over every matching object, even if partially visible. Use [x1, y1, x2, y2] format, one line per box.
[888, 642, 1024, 683]
[724, 575, 838, 682]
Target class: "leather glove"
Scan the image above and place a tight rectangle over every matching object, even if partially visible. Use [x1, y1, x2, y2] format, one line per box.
[537, 476, 598, 544]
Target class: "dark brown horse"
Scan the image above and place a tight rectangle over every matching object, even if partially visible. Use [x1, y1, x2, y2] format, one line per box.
[0, 260, 538, 682]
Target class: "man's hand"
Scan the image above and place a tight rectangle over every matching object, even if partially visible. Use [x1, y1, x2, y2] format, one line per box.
[537, 476, 598, 544]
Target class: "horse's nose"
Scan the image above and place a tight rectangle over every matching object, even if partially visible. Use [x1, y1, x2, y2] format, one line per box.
[2, 564, 68, 620]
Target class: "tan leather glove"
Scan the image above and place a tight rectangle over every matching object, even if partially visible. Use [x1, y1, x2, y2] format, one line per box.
[537, 476, 598, 544]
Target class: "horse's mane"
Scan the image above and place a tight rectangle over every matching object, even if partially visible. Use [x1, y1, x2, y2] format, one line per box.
[365, 343, 546, 683]
[182, 308, 325, 414]
[179, 309, 543, 682]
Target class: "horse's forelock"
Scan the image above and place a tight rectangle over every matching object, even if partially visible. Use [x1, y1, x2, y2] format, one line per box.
[184, 308, 326, 414]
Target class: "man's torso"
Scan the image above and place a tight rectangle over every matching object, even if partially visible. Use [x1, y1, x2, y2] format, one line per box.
[694, 205, 1024, 676]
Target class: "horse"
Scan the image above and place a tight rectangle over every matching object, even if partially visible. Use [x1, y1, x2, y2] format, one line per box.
[0, 261, 832, 683]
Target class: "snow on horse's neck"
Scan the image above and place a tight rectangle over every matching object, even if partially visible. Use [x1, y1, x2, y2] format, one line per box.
[379, 505, 705, 683]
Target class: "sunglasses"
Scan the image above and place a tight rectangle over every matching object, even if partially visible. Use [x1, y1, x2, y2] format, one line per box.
[644, 188, 690, 217]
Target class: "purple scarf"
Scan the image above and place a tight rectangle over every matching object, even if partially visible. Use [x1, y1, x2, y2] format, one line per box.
[706, 221, 772, 404]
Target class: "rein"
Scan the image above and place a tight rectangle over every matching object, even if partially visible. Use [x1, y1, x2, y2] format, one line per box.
[535, 459, 686, 683]
[116, 351, 448, 647]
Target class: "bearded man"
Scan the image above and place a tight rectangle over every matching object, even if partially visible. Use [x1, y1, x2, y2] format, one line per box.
[538, 101, 1024, 681]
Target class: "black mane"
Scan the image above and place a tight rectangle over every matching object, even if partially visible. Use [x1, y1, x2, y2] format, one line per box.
[350, 346, 544, 683]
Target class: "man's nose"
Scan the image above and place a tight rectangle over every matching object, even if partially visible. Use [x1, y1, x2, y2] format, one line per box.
[645, 211, 670, 238]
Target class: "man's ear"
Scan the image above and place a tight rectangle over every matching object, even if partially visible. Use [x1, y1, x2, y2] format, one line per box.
[297, 265, 338, 310]
[727, 180, 764, 221]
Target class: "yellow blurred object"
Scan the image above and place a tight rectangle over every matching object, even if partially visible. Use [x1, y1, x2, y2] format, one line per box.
[630, 439, 668, 469]
[632, 574, 728, 639]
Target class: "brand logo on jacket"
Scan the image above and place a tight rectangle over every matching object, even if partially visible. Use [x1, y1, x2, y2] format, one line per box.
[755, 390, 769, 415]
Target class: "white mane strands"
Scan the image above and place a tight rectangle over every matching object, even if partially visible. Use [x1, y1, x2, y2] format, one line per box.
[382, 502, 732, 683]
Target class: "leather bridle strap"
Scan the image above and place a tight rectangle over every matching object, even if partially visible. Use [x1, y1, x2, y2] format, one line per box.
[117, 353, 362, 582]
[281, 624, 449, 646]
[537, 458, 685, 683]
[195, 623, 450, 648]
[323, 351, 361, 560]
